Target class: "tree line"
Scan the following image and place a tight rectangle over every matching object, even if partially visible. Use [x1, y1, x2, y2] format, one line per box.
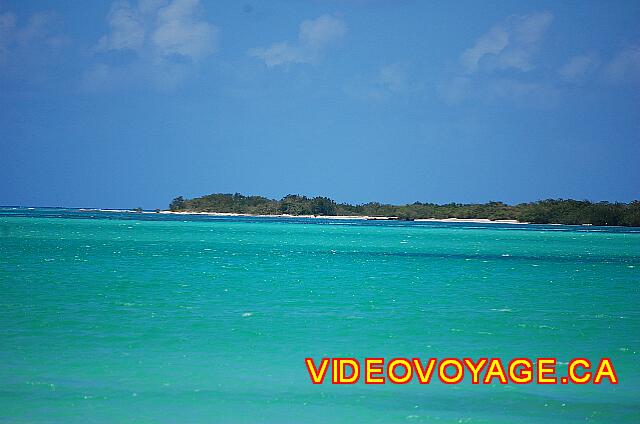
[169, 193, 640, 226]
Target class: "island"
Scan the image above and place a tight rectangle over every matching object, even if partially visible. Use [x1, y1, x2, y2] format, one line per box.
[167, 193, 640, 227]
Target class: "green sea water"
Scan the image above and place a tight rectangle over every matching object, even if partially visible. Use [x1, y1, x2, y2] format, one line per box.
[1, 208, 639, 423]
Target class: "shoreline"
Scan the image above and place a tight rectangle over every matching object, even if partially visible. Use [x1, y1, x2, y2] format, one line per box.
[160, 211, 529, 224]
[79, 208, 530, 224]
[160, 210, 396, 220]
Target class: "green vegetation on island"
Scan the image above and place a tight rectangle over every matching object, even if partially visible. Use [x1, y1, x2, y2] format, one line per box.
[169, 193, 640, 227]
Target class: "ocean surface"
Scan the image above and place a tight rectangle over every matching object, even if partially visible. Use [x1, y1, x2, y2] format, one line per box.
[1, 208, 639, 423]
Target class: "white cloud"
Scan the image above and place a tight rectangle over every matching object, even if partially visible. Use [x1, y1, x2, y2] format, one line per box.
[152, 0, 216, 60]
[88, 0, 218, 89]
[441, 11, 557, 107]
[558, 53, 599, 83]
[604, 44, 640, 83]
[96, 0, 217, 61]
[460, 27, 509, 74]
[299, 14, 346, 50]
[249, 14, 346, 67]
[0, 8, 64, 65]
[461, 11, 553, 73]
[96, 1, 146, 52]
[248, 41, 305, 67]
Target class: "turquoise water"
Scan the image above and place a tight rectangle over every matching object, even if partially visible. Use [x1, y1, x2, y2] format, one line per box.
[1, 208, 639, 423]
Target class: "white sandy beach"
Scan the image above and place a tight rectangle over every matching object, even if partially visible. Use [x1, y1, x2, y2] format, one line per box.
[83, 209, 528, 224]
[156, 210, 393, 220]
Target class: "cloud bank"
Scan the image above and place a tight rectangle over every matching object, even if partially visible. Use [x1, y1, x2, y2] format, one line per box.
[0, 8, 65, 66]
[249, 14, 346, 67]
[86, 0, 218, 89]
[460, 12, 553, 74]
[558, 53, 599, 83]
[441, 11, 558, 107]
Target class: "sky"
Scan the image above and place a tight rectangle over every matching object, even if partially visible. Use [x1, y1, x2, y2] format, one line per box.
[1, 0, 639, 209]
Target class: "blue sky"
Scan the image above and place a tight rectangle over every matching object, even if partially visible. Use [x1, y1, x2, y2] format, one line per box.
[1, 0, 639, 209]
